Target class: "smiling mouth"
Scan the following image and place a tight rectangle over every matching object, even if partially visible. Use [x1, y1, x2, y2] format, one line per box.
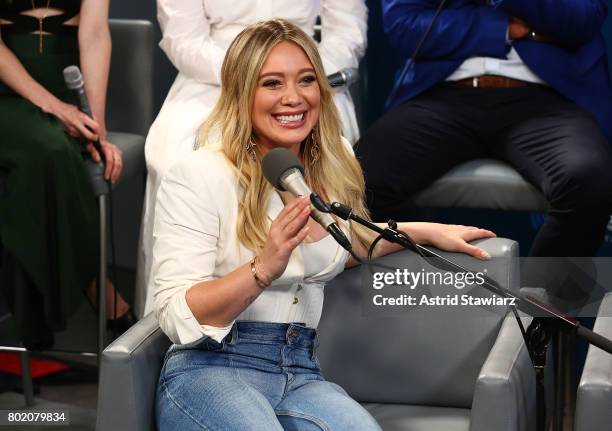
[273, 112, 306, 127]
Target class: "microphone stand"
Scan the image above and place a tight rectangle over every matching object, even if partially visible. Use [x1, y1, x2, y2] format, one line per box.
[314, 197, 612, 431]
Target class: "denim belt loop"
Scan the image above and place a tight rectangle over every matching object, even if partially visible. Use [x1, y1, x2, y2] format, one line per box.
[226, 323, 239, 346]
[286, 324, 298, 345]
[311, 331, 320, 361]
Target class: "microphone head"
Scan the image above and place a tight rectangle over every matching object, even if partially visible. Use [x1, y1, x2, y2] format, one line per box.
[261, 148, 304, 191]
[342, 68, 359, 85]
[63, 65, 84, 90]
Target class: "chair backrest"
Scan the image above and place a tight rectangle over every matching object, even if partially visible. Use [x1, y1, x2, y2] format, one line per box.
[317, 240, 519, 409]
[106, 19, 154, 136]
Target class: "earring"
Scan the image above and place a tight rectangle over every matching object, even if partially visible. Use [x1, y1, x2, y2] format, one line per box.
[246, 136, 257, 161]
[309, 130, 320, 165]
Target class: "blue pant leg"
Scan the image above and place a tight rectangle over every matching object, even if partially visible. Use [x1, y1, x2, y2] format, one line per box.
[275, 375, 381, 431]
[157, 364, 284, 431]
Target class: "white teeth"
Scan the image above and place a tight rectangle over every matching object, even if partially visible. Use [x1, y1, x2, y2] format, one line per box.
[276, 113, 304, 123]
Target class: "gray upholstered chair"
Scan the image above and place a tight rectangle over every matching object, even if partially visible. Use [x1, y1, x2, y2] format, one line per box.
[97, 237, 538, 431]
[415, 158, 547, 212]
[84, 19, 153, 354]
[574, 292, 612, 431]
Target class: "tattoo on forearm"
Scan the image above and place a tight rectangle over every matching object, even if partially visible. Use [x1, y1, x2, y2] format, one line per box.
[244, 296, 256, 306]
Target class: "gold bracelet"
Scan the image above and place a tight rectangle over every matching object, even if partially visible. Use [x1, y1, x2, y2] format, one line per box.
[250, 256, 270, 289]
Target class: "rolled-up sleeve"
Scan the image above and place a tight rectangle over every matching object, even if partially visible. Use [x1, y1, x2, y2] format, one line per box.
[151, 161, 232, 344]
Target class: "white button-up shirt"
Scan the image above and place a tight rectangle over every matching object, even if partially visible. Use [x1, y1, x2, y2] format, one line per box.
[151, 147, 350, 345]
[447, 48, 545, 85]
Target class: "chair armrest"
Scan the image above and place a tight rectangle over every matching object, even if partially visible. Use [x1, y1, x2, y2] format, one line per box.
[575, 292, 612, 431]
[96, 313, 170, 431]
[470, 288, 547, 431]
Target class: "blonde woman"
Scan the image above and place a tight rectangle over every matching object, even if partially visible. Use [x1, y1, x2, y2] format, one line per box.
[137, 0, 368, 317]
[152, 20, 495, 430]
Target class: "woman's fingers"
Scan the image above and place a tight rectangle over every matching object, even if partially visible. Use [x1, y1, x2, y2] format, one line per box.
[80, 112, 100, 135]
[275, 196, 310, 230]
[456, 227, 495, 259]
[458, 241, 491, 260]
[97, 143, 122, 183]
[76, 122, 98, 141]
[283, 204, 310, 236]
[288, 225, 310, 248]
[462, 228, 496, 242]
[108, 143, 123, 183]
[110, 149, 122, 183]
[85, 142, 101, 163]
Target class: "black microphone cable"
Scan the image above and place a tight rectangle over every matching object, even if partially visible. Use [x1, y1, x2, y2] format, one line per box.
[385, 0, 448, 108]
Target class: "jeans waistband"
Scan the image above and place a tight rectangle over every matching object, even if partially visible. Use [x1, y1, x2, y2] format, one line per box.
[229, 321, 318, 349]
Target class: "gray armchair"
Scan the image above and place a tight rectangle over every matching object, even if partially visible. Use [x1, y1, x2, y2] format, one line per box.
[574, 292, 612, 431]
[316, 237, 535, 431]
[97, 237, 537, 431]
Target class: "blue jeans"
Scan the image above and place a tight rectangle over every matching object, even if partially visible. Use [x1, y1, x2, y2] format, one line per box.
[156, 321, 381, 431]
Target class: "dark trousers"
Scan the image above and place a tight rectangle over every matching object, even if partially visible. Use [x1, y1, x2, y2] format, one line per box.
[355, 84, 612, 257]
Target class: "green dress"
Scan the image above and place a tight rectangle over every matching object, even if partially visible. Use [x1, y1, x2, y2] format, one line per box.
[0, 33, 98, 349]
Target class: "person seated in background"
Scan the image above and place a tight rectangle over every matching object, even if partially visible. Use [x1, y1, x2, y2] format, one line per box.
[356, 0, 612, 258]
[137, 0, 369, 318]
[152, 19, 496, 430]
[0, 0, 130, 348]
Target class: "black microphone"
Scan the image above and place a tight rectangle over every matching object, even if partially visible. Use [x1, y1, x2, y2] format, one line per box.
[262, 148, 353, 252]
[327, 68, 359, 88]
[63, 65, 105, 162]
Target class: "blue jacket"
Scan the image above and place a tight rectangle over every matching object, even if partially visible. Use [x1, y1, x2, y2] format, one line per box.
[383, 0, 612, 141]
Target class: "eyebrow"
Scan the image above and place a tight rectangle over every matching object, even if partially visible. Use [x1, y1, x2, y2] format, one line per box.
[259, 68, 315, 79]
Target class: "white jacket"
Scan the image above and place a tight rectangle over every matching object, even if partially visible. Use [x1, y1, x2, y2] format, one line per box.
[136, 0, 367, 316]
[152, 147, 349, 345]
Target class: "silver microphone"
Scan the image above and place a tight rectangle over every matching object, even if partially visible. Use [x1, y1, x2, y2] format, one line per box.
[327, 68, 359, 88]
[262, 148, 352, 251]
[279, 168, 337, 230]
[63, 65, 93, 117]
[63, 65, 105, 162]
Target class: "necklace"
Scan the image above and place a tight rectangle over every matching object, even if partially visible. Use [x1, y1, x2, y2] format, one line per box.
[30, 0, 52, 54]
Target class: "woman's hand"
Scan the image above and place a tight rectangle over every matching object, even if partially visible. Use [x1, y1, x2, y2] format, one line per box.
[48, 100, 122, 183]
[49, 99, 100, 142]
[258, 196, 311, 281]
[86, 138, 123, 183]
[417, 223, 497, 260]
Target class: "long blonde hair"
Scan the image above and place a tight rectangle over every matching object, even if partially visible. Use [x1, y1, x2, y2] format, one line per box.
[199, 19, 373, 253]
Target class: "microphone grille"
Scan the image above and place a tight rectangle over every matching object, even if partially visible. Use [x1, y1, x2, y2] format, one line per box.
[63, 65, 84, 90]
[261, 148, 304, 191]
[343, 68, 359, 85]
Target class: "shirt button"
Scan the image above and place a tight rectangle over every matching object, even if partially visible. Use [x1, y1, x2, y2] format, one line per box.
[297, 284, 303, 291]
[292, 297, 299, 304]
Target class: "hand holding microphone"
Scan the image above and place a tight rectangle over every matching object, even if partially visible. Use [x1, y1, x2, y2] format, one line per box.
[63, 65, 123, 183]
[258, 196, 312, 283]
[262, 148, 353, 253]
